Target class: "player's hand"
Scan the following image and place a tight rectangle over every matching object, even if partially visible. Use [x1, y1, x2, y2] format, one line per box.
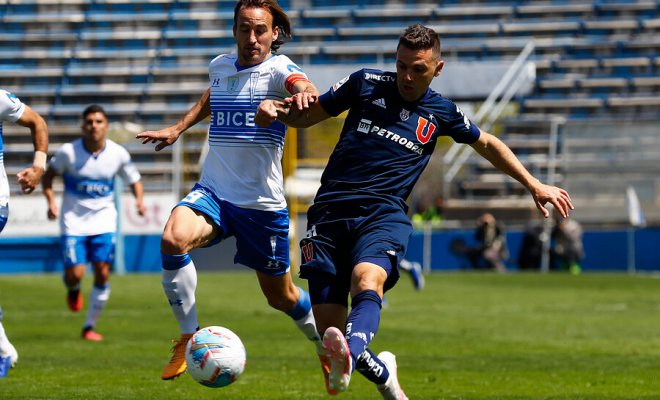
[47, 203, 59, 220]
[136, 128, 180, 152]
[136, 200, 146, 217]
[17, 166, 44, 194]
[531, 183, 574, 218]
[289, 92, 317, 111]
[256, 100, 285, 127]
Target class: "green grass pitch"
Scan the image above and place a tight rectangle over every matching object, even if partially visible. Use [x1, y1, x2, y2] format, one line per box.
[1, 271, 659, 399]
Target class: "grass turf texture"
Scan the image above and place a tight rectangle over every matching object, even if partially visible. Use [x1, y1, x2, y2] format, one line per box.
[0, 272, 659, 399]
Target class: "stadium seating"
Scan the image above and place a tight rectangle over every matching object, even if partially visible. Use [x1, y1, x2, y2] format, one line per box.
[0, 0, 657, 224]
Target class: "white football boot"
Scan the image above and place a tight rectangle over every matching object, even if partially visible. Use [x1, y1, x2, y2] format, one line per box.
[376, 351, 408, 400]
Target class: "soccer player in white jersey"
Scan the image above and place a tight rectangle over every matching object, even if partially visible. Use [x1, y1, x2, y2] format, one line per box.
[0, 89, 49, 373]
[42, 105, 145, 341]
[137, 0, 324, 381]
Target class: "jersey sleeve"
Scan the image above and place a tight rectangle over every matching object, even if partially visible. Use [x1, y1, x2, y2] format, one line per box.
[48, 145, 70, 174]
[272, 55, 310, 95]
[117, 147, 141, 185]
[438, 101, 481, 144]
[0, 90, 26, 122]
[318, 69, 363, 117]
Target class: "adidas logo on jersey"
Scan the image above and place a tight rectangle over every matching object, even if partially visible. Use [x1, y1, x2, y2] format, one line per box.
[372, 98, 386, 109]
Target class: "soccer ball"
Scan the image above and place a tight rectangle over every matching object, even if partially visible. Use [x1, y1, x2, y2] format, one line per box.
[185, 326, 246, 388]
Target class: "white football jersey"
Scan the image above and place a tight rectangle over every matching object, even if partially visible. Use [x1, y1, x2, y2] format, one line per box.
[0, 89, 27, 207]
[49, 138, 141, 236]
[199, 53, 308, 211]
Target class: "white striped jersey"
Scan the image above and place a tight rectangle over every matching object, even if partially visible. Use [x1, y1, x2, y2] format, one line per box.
[0, 89, 27, 207]
[48, 138, 141, 236]
[199, 53, 308, 211]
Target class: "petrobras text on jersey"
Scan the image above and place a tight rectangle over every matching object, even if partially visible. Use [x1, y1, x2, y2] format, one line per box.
[212, 111, 256, 127]
[356, 118, 423, 155]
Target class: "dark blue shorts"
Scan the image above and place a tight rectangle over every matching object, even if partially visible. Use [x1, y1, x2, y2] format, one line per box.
[177, 183, 290, 276]
[299, 201, 412, 306]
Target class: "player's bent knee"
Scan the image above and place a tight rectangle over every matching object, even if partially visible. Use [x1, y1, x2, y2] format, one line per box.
[160, 227, 193, 254]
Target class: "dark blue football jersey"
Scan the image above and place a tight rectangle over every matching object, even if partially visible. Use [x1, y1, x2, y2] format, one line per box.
[315, 68, 481, 211]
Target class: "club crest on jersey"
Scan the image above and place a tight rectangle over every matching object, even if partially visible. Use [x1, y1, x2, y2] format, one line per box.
[416, 116, 436, 144]
[400, 109, 410, 121]
[227, 77, 239, 92]
[301, 241, 313, 263]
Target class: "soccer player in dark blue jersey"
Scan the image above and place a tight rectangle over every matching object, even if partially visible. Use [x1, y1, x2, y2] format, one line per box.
[257, 24, 573, 399]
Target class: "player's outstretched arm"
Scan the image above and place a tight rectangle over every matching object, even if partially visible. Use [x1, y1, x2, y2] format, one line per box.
[256, 94, 331, 129]
[137, 88, 211, 151]
[15, 105, 48, 194]
[41, 167, 59, 220]
[470, 130, 574, 218]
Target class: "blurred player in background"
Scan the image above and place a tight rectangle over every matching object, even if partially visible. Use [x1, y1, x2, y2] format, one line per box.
[137, 0, 324, 381]
[42, 104, 145, 341]
[257, 24, 573, 399]
[398, 258, 424, 290]
[0, 88, 49, 373]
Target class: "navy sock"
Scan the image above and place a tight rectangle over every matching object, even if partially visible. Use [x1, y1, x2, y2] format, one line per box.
[356, 347, 390, 384]
[346, 290, 382, 372]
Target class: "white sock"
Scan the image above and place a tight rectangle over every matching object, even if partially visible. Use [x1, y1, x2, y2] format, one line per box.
[83, 284, 110, 329]
[399, 259, 413, 272]
[162, 261, 198, 334]
[0, 321, 9, 353]
[294, 308, 324, 354]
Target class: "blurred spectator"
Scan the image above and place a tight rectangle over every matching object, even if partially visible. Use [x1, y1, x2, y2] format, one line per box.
[450, 213, 509, 272]
[517, 218, 584, 274]
[411, 196, 444, 228]
[518, 221, 543, 271]
[552, 218, 584, 274]
[471, 213, 508, 272]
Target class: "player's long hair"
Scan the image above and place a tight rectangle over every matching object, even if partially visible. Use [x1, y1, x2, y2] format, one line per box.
[233, 0, 291, 53]
[398, 24, 441, 59]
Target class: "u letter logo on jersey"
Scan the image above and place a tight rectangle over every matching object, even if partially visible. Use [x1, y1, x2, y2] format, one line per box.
[416, 116, 436, 144]
[301, 241, 314, 263]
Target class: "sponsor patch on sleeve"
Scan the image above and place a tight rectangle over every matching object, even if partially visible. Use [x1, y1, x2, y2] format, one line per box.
[332, 75, 350, 92]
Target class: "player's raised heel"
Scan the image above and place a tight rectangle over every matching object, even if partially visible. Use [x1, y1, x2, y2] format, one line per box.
[376, 351, 408, 400]
[161, 333, 193, 380]
[322, 327, 352, 394]
[318, 353, 337, 395]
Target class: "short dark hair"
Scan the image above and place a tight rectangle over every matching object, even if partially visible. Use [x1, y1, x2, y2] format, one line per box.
[233, 0, 291, 53]
[397, 24, 441, 58]
[82, 104, 107, 119]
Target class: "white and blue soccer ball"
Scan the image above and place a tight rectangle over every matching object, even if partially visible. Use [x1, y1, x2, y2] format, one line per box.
[185, 326, 246, 388]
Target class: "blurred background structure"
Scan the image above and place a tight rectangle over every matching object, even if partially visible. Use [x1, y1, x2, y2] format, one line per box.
[0, 0, 658, 272]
